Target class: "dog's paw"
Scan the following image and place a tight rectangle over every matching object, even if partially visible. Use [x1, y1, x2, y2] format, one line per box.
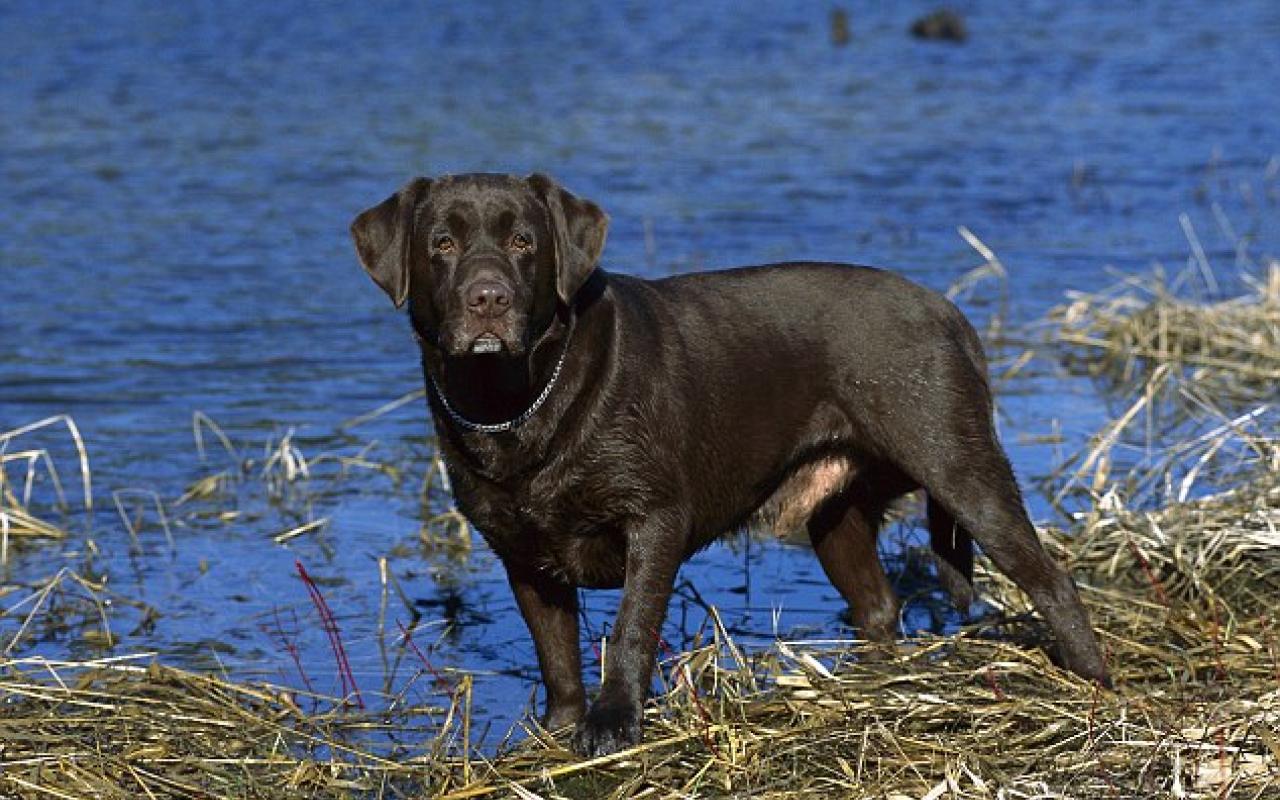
[571, 700, 642, 757]
[541, 700, 585, 732]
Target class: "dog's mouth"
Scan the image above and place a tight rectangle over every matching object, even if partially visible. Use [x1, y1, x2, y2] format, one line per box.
[439, 315, 528, 357]
[470, 333, 504, 355]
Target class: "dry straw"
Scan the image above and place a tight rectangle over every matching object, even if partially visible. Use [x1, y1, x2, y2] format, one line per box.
[0, 416, 91, 564]
[1051, 260, 1280, 402]
[4, 483, 1277, 799]
[2, 268, 1278, 798]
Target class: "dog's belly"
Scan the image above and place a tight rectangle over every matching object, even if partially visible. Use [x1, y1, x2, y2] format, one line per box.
[756, 456, 858, 539]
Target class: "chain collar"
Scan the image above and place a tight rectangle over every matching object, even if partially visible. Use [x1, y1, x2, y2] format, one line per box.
[424, 332, 572, 434]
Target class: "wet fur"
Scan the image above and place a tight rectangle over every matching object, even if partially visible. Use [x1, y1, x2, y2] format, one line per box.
[351, 173, 1111, 757]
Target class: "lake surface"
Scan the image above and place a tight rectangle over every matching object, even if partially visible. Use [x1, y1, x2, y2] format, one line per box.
[3, 0, 1278, 744]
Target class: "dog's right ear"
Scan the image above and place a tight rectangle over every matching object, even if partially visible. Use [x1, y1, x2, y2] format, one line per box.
[350, 178, 432, 308]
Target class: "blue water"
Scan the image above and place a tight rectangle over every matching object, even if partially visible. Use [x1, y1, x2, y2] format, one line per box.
[3, 1, 1278, 744]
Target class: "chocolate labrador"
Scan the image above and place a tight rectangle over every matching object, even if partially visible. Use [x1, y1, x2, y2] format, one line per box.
[351, 173, 1109, 756]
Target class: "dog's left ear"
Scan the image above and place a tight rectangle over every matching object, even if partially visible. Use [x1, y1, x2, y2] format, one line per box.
[527, 173, 609, 306]
[350, 177, 432, 308]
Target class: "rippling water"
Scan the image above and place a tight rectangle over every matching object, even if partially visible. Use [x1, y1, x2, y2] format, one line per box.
[2, 1, 1278, 739]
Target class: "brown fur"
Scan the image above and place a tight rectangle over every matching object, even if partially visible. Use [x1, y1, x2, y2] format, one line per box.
[350, 173, 1112, 757]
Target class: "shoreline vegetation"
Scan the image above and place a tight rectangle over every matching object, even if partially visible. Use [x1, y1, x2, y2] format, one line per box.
[2, 261, 1277, 798]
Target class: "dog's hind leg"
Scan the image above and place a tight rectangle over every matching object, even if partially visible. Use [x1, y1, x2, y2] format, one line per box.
[807, 492, 899, 643]
[927, 495, 974, 613]
[856, 344, 1109, 684]
[915, 443, 1110, 684]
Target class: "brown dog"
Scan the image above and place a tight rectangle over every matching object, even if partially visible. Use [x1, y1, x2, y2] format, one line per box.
[351, 173, 1109, 756]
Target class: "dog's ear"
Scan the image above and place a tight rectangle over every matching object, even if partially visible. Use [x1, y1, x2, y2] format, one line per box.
[527, 173, 609, 306]
[350, 177, 432, 308]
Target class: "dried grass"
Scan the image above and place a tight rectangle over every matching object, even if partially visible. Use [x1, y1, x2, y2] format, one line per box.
[0, 416, 91, 562]
[0, 655, 451, 798]
[1051, 261, 1280, 402]
[2, 265, 1278, 798]
[3, 433, 1277, 798]
[4, 485, 1278, 799]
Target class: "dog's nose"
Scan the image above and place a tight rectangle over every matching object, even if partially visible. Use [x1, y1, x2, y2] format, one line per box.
[466, 280, 513, 317]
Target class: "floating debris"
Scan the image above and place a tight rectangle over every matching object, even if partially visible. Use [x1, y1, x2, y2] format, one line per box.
[910, 9, 968, 43]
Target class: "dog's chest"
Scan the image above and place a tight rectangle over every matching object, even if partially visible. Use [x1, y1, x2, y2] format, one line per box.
[448, 458, 636, 587]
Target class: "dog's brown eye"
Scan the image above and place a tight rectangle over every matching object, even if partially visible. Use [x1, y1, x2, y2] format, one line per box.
[509, 233, 532, 252]
[435, 236, 455, 253]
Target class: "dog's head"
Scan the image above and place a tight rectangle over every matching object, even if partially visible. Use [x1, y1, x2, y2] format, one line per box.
[351, 173, 608, 357]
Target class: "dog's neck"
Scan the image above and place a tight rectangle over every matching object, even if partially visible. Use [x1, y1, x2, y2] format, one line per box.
[420, 317, 571, 429]
[416, 271, 610, 436]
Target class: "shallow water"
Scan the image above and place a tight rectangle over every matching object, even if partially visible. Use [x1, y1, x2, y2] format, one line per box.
[2, 1, 1278, 743]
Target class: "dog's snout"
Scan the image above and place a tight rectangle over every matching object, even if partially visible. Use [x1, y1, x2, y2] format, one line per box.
[466, 279, 513, 317]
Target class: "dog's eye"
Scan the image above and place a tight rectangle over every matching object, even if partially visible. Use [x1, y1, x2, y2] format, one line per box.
[508, 233, 533, 253]
[434, 236, 455, 254]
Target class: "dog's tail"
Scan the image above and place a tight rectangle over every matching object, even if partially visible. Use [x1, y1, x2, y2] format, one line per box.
[926, 494, 974, 613]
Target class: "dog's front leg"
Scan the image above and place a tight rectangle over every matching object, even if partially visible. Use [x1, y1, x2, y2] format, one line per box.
[573, 511, 686, 757]
[506, 563, 586, 730]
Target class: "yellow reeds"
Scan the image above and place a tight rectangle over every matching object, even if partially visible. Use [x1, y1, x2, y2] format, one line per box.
[0, 416, 91, 563]
[1051, 261, 1280, 402]
[2, 263, 1277, 798]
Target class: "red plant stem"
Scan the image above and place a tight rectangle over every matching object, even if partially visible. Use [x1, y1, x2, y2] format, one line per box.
[295, 560, 363, 708]
[984, 668, 1006, 701]
[1126, 539, 1169, 606]
[397, 619, 452, 690]
[1086, 679, 1099, 741]
[652, 627, 720, 758]
[1208, 597, 1227, 682]
[267, 606, 315, 695]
